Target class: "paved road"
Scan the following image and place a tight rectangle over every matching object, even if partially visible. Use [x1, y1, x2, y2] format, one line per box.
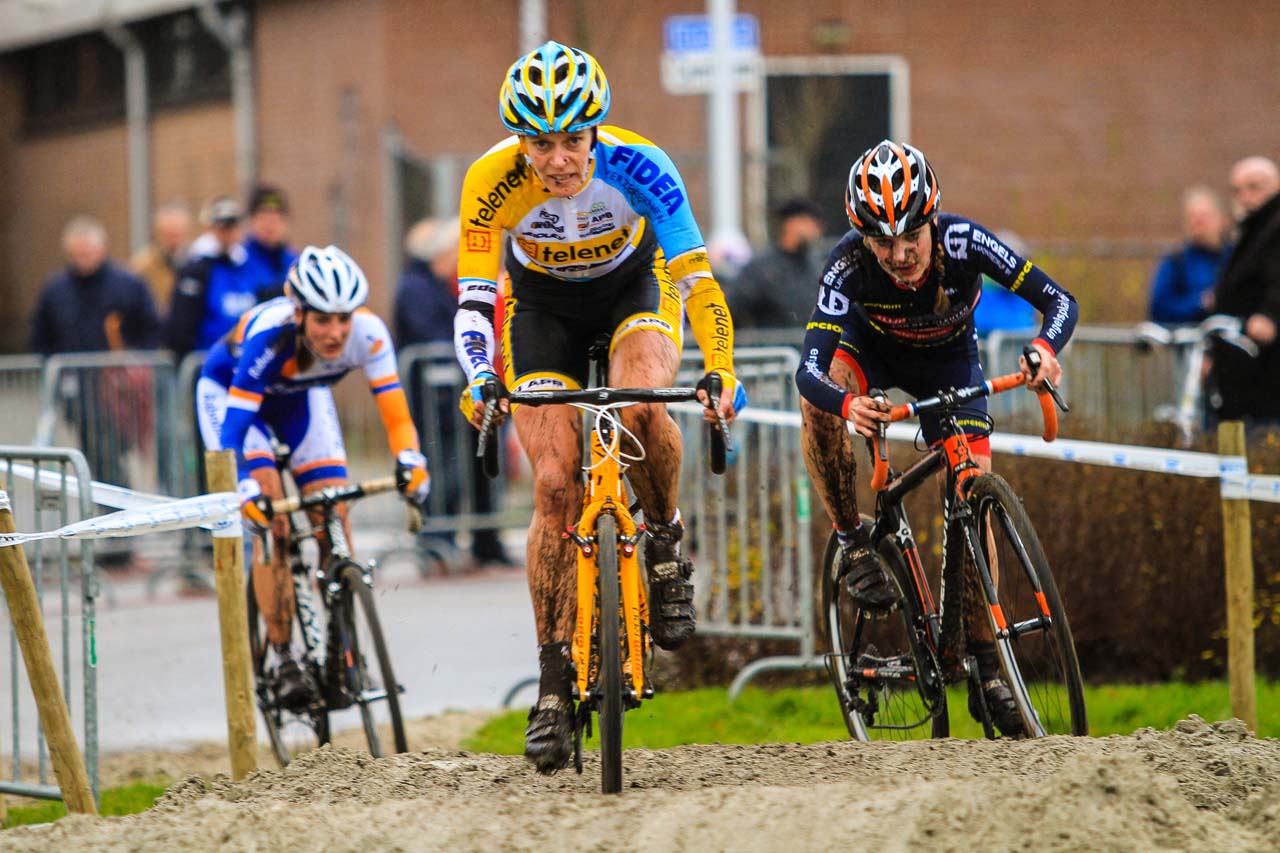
[3, 529, 537, 754]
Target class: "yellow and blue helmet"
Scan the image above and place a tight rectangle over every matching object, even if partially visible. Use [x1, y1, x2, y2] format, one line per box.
[499, 41, 611, 135]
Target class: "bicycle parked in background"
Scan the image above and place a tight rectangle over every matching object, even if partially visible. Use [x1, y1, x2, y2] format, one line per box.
[822, 348, 1087, 741]
[247, 465, 410, 766]
[477, 338, 728, 794]
[1134, 314, 1259, 447]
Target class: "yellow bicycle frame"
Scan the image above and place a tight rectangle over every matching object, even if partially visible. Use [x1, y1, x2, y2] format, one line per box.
[571, 424, 650, 701]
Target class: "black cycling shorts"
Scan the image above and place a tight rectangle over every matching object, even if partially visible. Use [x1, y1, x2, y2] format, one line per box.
[501, 227, 683, 390]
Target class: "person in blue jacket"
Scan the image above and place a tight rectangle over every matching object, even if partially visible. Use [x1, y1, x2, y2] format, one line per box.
[1148, 187, 1232, 325]
[167, 196, 255, 359]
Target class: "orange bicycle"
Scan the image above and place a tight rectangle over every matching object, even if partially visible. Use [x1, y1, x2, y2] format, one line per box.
[477, 342, 727, 794]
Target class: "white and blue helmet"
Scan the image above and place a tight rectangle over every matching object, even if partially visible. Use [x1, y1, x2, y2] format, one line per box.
[286, 245, 369, 314]
[499, 41, 611, 135]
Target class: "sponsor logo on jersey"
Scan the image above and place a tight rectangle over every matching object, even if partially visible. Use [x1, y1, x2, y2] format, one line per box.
[466, 170, 527, 228]
[822, 255, 851, 286]
[576, 201, 616, 236]
[1009, 260, 1033, 292]
[517, 227, 634, 267]
[817, 285, 851, 316]
[806, 320, 842, 333]
[460, 329, 490, 371]
[944, 222, 971, 260]
[605, 146, 685, 215]
[970, 227, 1018, 273]
[465, 229, 493, 253]
[516, 376, 568, 391]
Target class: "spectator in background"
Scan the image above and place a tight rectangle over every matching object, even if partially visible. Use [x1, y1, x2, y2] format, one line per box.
[31, 216, 161, 570]
[394, 217, 514, 568]
[130, 202, 193, 312]
[729, 198, 825, 328]
[167, 196, 252, 360]
[241, 184, 297, 303]
[975, 230, 1038, 335]
[1147, 187, 1232, 325]
[1210, 156, 1280, 423]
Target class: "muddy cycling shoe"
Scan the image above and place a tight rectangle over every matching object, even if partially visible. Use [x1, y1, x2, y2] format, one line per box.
[841, 540, 899, 613]
[645, 521, 696, 651]
[524, 694, 574, 775]
[270, 650, 317, 712]
[968, 644, 1025, 737]
[969, 677, 1026, 738]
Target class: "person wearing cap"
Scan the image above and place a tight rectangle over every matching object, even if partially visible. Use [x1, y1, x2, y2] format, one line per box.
[242, 184, 298, 303]
[166, 195, 254, 359]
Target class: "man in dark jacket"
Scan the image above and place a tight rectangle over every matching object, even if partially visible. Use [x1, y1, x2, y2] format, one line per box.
[31, 216, 161, 570]
[729, 198, 825, 329]
[1211, 156, 1280, 423]
[394, 217, 514, 567]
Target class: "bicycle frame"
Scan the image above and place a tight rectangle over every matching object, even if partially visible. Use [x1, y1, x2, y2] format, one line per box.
[566, 406, 650, 703]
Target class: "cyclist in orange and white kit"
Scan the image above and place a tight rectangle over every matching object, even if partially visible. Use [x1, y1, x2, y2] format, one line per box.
[454, 41, 746, 773]
[197, 245, 430, 708]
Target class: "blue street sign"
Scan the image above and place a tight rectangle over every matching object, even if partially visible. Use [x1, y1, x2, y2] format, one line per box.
[664, 14, 760, 54]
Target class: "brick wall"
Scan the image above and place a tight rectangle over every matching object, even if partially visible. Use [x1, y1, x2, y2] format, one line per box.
[1, 0, 1277, 349]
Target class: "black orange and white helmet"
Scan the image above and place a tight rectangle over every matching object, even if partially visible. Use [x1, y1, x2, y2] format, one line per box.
[499, 41, 611, 135]
[846, 140, 941, 237]
[286, 245, 368, 314]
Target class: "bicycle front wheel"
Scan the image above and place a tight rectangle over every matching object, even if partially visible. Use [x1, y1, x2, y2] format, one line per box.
[596, 513, 625, 794]
[247, 569, 329, 767]
[333, 560, 408, 756]
[968, 474, 1088, 737]
[821, 522, 947, 742]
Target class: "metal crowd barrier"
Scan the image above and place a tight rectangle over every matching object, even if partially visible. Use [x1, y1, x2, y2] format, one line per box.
[0, 356, 45, 446]
[0, 446, 98, 802]
[35, 351, 189, 583]
[670, 347, 817, 683]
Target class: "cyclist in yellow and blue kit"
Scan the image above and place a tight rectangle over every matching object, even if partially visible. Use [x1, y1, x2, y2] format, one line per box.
[197, 245, 430, 708]
[454, 41, 746, 773]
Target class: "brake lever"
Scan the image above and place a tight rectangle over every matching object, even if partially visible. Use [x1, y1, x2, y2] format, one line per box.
[868, 388, 889, 461]
[1021, 346, 1070, 413]
[474, 378, 501, 459]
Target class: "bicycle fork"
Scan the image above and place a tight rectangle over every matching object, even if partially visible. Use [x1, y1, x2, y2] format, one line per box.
[567, 501, 648, 704]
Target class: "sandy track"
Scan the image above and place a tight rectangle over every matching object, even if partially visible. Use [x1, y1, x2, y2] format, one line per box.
[7, 717, 1280, 852]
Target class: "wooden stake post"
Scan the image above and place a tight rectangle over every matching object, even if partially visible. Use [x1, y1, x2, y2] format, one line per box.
[205, 450, 258, 780]
[0, 492, 97, 815]
[1218, 421, 1258, 733]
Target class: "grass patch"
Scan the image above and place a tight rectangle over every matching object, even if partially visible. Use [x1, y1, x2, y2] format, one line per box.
[3, 780, 169, 830]
[464, 680, 1280, 754]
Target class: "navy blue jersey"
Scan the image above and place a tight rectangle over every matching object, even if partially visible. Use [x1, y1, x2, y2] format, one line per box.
[796, 214, 1077, 418]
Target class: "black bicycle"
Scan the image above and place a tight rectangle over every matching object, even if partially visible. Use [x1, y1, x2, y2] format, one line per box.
[822, 348, 1087, 740]
[247, 475, 409, 765]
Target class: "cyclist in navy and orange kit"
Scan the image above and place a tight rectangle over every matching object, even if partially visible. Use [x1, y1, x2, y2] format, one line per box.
[795, 140, 1078, 735]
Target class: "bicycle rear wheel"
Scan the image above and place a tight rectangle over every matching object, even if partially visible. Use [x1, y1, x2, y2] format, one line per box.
[821, 521, 947, 742]
[967, 474, 1087, 737]
[596, 513, 625, 794]
[247, 570, 329, 767]
[333, 560, 408, 756]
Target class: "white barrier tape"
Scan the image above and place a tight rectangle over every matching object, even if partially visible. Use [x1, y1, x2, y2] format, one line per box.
[0, 490, 10, 513]
[4, 462, 171, 511]
[673, 403, 1280, 504]
[0, 492, 239, 548]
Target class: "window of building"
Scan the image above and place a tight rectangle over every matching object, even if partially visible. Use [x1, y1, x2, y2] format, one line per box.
[15, 5, 245, 135]
[748, 56, 909, 239]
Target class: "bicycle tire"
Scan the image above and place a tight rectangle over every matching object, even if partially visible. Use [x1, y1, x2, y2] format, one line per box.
[334, 560, 408, 756]
[247, 569, 329, 767]
[596, 513, 625, 794]
[821, 520, 947, 742]
[966, 474, 1088, 737]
